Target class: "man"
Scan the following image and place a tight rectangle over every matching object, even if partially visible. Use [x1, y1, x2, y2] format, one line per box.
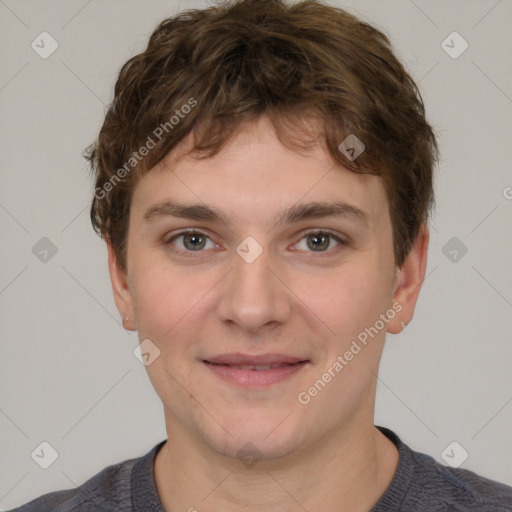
[12, 0, 512, 510]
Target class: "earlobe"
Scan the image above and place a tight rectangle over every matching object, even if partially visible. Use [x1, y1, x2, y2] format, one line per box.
[107, 241, 136, 331]
[387, 224, 429, 335]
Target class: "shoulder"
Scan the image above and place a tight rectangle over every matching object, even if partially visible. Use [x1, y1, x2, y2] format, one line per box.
[7, 444, 161, 512]
[374, 426, 512, 511]
[407, 446, 512, 510]
[377, 426, 512, 511]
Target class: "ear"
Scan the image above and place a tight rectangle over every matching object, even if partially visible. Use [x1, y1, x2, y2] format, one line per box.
[107, 240, 136, 331]
[387, 224, 429, 334]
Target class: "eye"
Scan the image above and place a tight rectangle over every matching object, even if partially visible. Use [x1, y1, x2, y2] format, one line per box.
[165, 228, 348, 258]
[293, 230, 346, 254]
[166, 230, 217, 256]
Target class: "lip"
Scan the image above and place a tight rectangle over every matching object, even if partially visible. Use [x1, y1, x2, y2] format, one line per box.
[202, 354, 310, 388]
[204, 353, 307, 365]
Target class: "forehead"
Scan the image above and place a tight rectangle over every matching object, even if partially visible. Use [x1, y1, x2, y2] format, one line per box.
[130, 117, 389, 231]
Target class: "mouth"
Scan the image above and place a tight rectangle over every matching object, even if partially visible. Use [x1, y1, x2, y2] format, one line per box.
[204, 361, 306, 370]
[202, 355, 310, 388]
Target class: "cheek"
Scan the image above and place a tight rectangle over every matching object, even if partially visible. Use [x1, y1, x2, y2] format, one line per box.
[309, 269, 375, 318]
[129, 258, 219, 349]
[308, 269, 388, 336]
[129, 266, 190, 340]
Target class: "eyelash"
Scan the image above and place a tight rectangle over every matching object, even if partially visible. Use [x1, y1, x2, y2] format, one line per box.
[164, 228, 348, 258]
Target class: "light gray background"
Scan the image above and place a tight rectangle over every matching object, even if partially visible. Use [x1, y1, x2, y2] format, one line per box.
[1, 0, 511, 509]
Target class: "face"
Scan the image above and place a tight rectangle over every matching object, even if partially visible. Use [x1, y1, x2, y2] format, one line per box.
[109, 116, 427, 462]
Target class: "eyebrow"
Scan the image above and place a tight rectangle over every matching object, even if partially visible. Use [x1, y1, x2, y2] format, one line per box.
[143, 200, 369, 228]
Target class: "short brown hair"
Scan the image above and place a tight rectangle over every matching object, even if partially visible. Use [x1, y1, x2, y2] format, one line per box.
[87, 0, 438, 272]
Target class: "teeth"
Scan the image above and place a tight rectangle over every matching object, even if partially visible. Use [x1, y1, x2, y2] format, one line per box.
[207, 361, 303, 370]
[211, 363, 293, 370]
[237, 364, 279, 370]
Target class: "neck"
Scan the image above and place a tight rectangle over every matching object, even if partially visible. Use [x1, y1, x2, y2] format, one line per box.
[154, 420, 399, 512]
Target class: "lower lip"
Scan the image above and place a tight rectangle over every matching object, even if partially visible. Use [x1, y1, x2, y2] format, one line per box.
[203, 361, 309, 388]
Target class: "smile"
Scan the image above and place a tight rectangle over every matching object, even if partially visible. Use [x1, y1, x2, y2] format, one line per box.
[202, 360, 309, 388]
[207, 362, 299, 370]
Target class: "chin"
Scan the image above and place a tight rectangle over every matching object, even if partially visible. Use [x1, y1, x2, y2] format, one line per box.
[215, 435, 299, 465]
[204, 415, 303, 463]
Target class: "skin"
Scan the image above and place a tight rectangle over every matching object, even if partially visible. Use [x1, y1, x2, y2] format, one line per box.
[108, 115, 429, 511]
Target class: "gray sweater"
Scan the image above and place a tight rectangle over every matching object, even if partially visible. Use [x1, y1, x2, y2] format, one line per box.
[9, 426, 512, 511]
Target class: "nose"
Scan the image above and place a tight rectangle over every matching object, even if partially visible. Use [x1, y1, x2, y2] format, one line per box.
[217, 240, 292, 335]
